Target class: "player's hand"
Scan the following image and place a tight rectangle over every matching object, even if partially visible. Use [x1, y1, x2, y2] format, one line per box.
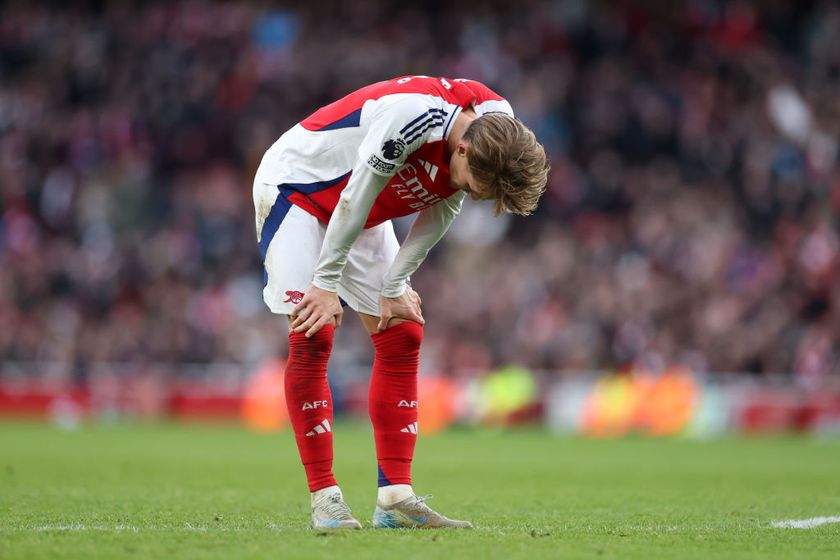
[377, 287, 424, 331]
[292, 285, 343, 337]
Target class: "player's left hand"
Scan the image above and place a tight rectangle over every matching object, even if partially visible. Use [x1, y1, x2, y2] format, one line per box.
[377, 287, 424, 331]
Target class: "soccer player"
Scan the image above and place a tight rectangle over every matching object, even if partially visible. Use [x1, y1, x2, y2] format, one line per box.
[253, 75, 548, 529]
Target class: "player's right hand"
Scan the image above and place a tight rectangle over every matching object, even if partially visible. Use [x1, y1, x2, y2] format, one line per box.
[291, 285, 343, 337]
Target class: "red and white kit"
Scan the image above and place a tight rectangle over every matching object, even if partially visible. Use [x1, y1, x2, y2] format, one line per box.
[253, 75, 513, 316]
[254, 76, 513, 495]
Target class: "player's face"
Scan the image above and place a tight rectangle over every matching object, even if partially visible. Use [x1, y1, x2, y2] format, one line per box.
[450, 143, 493, 201]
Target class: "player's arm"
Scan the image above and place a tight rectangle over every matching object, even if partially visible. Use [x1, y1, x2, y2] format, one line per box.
[313, 164, 389, 293]
[291, 163, 389, 337]
[376, 191, 465, 330]
[381, 191, 465, 298]
[292, 97, 432, 336]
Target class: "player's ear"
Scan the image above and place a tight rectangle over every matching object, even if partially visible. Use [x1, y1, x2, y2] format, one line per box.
[456, 141, 469, 158]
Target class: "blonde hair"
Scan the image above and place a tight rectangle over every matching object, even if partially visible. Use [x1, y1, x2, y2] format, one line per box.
[463, 113, 549, 216]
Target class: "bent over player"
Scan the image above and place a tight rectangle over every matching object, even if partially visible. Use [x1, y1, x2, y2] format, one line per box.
[253, 76, 548, 529]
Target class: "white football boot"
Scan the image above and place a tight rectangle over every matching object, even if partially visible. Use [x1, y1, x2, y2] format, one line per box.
[310, 487, 362, 530]
[372, 493, 473, 529]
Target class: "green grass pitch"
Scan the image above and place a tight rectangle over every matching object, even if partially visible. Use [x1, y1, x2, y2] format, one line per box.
[1, 422, 839, 559]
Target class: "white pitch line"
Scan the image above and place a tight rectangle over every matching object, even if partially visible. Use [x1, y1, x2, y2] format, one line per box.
[771, 516, 840, 529]
[31, 524, 140, 532]
[0, 524, 255, 533]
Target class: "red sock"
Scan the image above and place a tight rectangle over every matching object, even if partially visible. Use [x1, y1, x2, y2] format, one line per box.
[285, 325, 337, 492]
[369, 321, 423, 487]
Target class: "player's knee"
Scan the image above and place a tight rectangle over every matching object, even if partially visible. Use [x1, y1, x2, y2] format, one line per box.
[288, 324, 335, 360]
[372, 321, 424, 354]
[393, 321, 424, 349]
[288, 315, 338, 332]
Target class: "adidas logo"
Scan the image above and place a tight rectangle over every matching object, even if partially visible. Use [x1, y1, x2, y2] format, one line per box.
[417, 159, 439, 182]
[305, 419, 332, 437]
[400, 422, 418, 434]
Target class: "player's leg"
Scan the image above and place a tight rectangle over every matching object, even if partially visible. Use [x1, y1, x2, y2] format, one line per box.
[358, 314, 421, 496]
[338, 224, 472, 529]
[256, 175, 360, 529]
[285, 315, 361, 529]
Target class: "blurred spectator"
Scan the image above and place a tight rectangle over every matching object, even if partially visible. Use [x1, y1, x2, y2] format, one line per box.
[0, 0, 838, 384]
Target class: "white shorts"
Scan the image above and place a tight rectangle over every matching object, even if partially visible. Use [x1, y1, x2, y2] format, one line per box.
[253, 169, 399, 317]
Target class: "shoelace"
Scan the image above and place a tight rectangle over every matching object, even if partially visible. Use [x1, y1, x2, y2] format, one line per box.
[407, 494, 436, 513]
[318, 494, 355, 520]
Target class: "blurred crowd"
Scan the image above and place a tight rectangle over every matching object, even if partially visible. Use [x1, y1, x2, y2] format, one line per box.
[1, 0, 838, 384]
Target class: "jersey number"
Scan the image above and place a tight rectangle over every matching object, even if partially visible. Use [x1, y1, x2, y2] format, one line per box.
[397, 76, 452, 90]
